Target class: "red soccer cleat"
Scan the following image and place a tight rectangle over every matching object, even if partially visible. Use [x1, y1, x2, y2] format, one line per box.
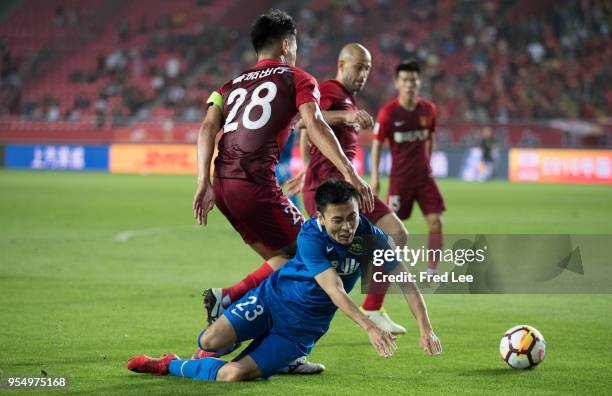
[191, 347, 218, 360]
[190, 342, 242, 360]
[127, 353, 180, 375]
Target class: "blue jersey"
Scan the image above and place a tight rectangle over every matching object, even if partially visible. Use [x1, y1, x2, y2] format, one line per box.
[263, 214, 387, 342]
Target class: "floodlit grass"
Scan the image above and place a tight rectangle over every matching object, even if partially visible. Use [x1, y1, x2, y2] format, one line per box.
[1, 170, 611, 394]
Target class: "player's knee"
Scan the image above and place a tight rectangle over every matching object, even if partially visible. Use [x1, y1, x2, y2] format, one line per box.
[427, 217, 442, 233]
[200, 328, 224, 351]
[216, 364, 251, 382]
[394, 225, 409, 246]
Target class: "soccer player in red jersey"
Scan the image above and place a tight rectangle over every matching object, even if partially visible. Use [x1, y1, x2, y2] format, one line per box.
[192, 11, 373, 372]
[371, 60, 445, 276]
[287, 44, 407, 334]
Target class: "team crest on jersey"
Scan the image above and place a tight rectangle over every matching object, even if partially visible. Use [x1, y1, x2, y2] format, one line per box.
[348, 236, 364, 255]
[419, 116, 429, 127]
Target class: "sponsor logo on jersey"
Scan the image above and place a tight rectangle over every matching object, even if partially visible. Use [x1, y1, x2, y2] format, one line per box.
[394, 120, 405, 127]
[330, 258, 360, 275]
[393, 129, 429, 143]
[232, 67, 292, 84]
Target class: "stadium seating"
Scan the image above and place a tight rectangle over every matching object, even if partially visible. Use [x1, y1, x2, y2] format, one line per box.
[0, 0, 609, 140]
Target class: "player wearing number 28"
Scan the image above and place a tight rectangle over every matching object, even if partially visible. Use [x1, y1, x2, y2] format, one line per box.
[192, 9, 373, 372]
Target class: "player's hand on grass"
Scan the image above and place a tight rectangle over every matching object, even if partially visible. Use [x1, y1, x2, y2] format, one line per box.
[367, 325, 397, 358]
[347, 110, 374, 130]
[284, 171, 306, 195]
[193, 183, 215, 226]
[420, 330, 442, 356]
[346, 172, 374, 213]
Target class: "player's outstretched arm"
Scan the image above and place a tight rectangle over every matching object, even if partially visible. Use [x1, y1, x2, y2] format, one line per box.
[314, 268, 397, 358]
[284, 126, 309, 195]
[391, 262, 442, 356]
[370, 139, 383, 196]
[299, 102, 374, 212]
[321, 110, 374, 129]
[426, 133, 434, 160]
[193, 105, 222, 226]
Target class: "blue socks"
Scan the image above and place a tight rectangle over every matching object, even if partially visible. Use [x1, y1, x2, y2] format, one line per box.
[168, 358, 226, 381]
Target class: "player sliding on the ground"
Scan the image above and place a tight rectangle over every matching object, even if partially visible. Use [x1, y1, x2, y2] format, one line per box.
[371, 59, 446, 277]
[193, 11, 373, 374]
[129, 180, 442, 381]
[286, 43, 409, 334]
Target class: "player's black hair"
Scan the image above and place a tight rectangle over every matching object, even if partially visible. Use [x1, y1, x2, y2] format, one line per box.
[395, 59, 420, 77]
[251, 9, 297, 54]
[315, 179, 359, 214]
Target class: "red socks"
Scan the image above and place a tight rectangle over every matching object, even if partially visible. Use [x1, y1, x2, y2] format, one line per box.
[222, 262, 274, 305]
[362, 282, 389, 311]
[363, 229, 444, 311]
[428, 231, 443, 271]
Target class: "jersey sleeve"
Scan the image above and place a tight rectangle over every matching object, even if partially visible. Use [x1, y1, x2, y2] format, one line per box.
[319, 82, 340, 111]
[297, 226, 332, 277]
[293, 68, 321, 108]
[373, 107, 391, 142]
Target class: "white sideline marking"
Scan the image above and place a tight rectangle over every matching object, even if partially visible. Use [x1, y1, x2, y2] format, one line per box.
[113, 225, 220, 242]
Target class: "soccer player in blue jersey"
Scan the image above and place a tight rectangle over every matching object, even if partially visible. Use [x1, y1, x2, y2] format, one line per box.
[128, 180, 442, 381]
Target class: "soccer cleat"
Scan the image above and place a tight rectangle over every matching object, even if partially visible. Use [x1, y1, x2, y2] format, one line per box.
[127, 353, 179, 375]
[190, 342, 242, 359]
[191, 347, 217, 360]
[203, 288, 224, 325]
[361, 307, 407, 335]
[277, 357, 326, 375]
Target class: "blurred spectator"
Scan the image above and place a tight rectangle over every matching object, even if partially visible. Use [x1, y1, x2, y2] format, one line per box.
[166, 57, 180, 80]
[95, 95, 108, 127]
[139, 15, 148, 34]
[151, 71, 165, 92]
[45, 99, 60, 121]
[106, 50, 128, 74]
[119, 18, 129, 42]
[53, 6, 65, 28]
[166, 84, 185, 106]
[66, 7, 79, 28]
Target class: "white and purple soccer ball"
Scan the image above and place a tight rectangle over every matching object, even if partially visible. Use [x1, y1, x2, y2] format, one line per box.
[500, 325, 546, 369]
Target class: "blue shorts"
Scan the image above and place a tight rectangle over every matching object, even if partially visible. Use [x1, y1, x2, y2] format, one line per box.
[223, 286, 309, 378]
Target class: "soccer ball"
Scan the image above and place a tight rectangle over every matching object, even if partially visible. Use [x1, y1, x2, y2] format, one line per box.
[499, 325, 546, 369]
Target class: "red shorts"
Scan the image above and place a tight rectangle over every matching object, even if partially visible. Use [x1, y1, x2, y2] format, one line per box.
[387, 177, 445, 220]
[213, 177, 304, 250]
[303, 189, 392, 224]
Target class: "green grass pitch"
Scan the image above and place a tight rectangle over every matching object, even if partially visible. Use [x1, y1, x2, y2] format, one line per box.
[1, 170, 611, 395]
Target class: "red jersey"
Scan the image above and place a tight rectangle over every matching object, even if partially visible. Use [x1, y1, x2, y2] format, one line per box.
[209, 59, 320, 185]
[303, 79, 358, 192]
[373, 98, 437, 187]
